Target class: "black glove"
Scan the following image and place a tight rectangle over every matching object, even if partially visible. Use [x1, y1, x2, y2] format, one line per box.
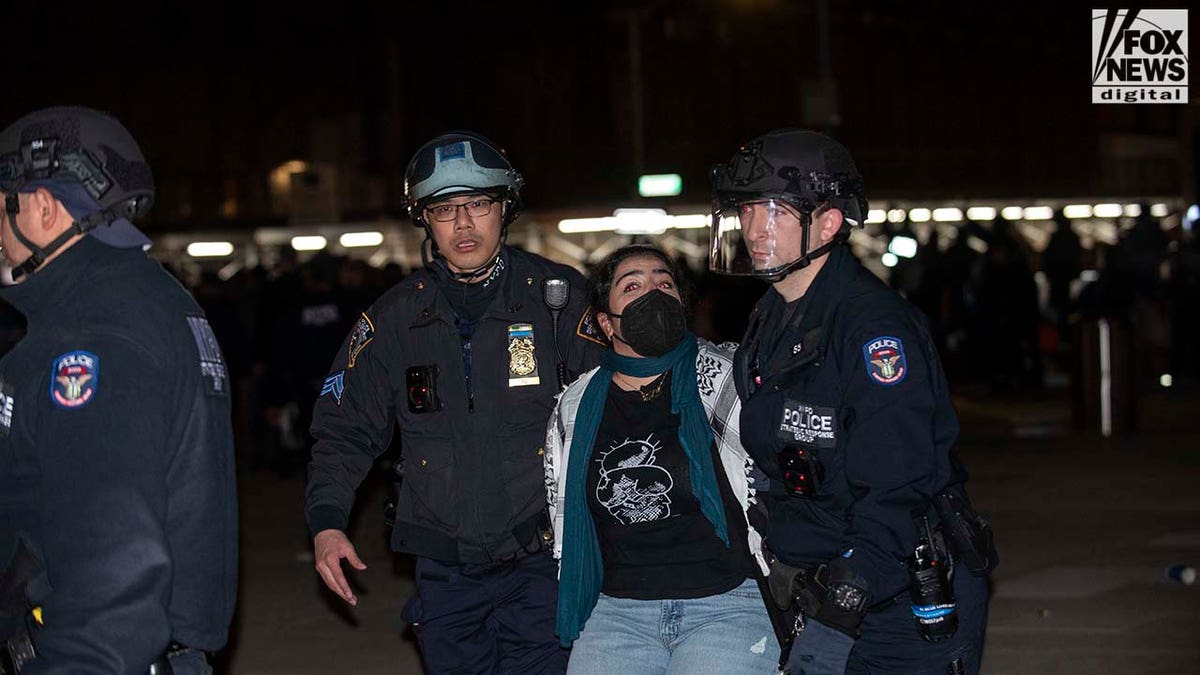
[782, 618, 855, 675]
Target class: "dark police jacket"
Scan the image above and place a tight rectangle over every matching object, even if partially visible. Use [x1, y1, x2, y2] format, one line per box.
[305, 247, 603, 564]
[0, 236, 238, 672]
[736, 245, 969, 603]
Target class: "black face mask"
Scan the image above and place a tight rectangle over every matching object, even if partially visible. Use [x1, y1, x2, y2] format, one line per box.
[609, 289, 686, 357]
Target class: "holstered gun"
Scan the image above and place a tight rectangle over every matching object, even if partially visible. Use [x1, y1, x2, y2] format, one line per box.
[0, 540, 40, 622]
[1, 540, 42, 675]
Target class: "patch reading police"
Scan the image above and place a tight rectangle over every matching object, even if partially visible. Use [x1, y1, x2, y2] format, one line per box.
[863, 336, 907, 386]
[507, 323, 540, 387]
[778, 399, 837, 448]
[575, 307, 608, 346]
[347, 313, 375, 368]
[320, 370, 346, 406]
[0, 380, 14, 437]
[51, 351, 99, 410]
[187, 316, 229, 397]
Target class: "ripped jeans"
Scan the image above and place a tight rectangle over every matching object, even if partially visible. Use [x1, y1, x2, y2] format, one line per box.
[566, 578, 779, 675]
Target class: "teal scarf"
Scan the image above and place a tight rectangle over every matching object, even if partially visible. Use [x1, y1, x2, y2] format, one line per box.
[555, 333, 730, 646]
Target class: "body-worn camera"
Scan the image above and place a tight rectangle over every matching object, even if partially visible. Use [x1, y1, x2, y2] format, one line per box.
[406, 365, 442, 414]
[777, 445, 824, 496]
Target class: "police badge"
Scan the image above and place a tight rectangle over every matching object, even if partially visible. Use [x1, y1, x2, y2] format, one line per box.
[507, 323, 540, 387]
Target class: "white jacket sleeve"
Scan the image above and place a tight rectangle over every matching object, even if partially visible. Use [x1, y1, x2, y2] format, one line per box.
[544, 395, 568, 563]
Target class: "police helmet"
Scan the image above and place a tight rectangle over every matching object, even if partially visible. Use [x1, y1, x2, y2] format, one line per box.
[709, 129, 867, 279]
[404, 131, 524, 229]
[0, 106, 155, 220]
[0, 106, 155, 278]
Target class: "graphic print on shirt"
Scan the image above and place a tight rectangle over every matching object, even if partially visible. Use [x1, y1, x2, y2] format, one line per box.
[594, 433, 674, 524]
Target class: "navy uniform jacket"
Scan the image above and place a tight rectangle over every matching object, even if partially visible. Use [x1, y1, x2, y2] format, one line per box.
[736, 244, 969, 603]
[0, 236, 238, 673]
[305, 247, 603, 564]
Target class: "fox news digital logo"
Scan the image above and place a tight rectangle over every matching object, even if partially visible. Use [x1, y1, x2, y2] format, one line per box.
[1092, 9, 1188, 103]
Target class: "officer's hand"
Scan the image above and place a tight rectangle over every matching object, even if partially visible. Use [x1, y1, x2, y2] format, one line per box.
[782, 618, 855, 675]
[314, 529, 367, 606]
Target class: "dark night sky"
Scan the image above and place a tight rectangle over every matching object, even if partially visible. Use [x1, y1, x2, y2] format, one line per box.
[4, 1, 1191, 229]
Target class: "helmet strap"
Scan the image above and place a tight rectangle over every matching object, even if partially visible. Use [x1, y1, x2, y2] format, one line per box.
[420, 229, 505, 283]
[6, 193, 118, 280]
[760, 211, 847, 283]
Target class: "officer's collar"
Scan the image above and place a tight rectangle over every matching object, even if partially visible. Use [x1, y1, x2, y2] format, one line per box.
[754, 243, 851, 333]
[429, 245, 508, 289]
[790, 243, 852, 334]
[410, 246, 535, 327]
[0, 235, 113, 322]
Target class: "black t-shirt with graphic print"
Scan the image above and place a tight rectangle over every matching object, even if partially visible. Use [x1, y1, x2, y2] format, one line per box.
[586, 372, 754, 599]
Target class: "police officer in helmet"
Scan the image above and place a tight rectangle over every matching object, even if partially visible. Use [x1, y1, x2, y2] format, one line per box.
[0, 106, 237, 673]
[709, 129, 994, 674]
[306, 131, 602, 674]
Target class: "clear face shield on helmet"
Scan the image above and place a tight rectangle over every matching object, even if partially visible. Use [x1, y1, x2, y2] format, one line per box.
[708, 129, 868, 279]
[709, 196, 813, 277]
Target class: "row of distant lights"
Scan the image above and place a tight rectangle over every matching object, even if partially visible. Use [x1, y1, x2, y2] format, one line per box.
[865, 202, 1168, 225]
[186, 231, 385, 258]
[556, 203, 1170, 235]
[188, 203, 1173, 257]
[876, 203, 1170, 269]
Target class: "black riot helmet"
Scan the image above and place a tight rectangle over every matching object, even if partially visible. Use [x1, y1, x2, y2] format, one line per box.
[0, 106, 155, 279]
[709, 129, 868, 280]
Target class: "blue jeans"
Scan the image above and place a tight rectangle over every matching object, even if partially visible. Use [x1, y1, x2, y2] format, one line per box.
[566, 578, 778, 675]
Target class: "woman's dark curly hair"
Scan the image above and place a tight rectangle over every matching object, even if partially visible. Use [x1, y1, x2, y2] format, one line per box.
[589, 244, 686, 316]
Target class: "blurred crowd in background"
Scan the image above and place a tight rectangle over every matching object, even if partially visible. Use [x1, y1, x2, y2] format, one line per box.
[3, 208, 1196, 475]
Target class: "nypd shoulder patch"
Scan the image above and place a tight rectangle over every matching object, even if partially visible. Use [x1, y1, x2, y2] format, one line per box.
[862, 336, 907, 386]
[321, 370, 346, 406]
[575, 307, 608, 346]
[348, 313, 375, 368]
[51, 350, 99, 409]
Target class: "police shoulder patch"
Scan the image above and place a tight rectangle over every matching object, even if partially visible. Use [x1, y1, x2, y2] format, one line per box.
[575, 307, 608, 346]
[862, 335, 907, 386]
[51, 350, 99, 409]
[187, 315, 229, 397]
[0, 379, 15, 437]
[348, 313, 375, 368]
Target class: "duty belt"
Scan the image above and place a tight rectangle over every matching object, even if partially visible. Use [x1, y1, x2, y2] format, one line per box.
[1, 629, 35, 675]
[3, 616, 202, 675]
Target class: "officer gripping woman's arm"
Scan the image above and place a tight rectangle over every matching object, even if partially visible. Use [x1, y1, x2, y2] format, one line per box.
[709, 129, 994, 675]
